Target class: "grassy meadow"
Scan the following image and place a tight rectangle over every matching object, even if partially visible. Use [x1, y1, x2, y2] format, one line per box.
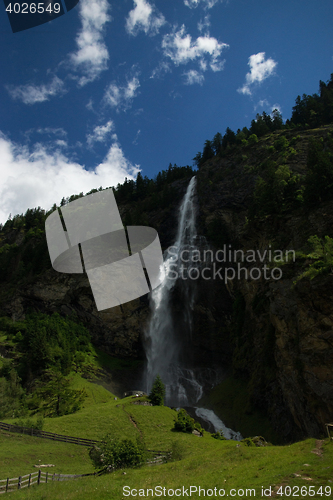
[0, 375, 332, 499]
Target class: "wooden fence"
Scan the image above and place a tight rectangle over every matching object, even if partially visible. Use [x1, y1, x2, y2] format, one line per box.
[0, 470, 96, 494]
[325, 423, 333, 440]
[0, 422, 170, 457]
[0, 420, 171, 494]
[146, 452, 172, 466]
[0, 452, 172, 494]
[0, 422, 100, 447]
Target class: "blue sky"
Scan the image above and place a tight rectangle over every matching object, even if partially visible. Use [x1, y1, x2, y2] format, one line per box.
[0, 0, 332, 223]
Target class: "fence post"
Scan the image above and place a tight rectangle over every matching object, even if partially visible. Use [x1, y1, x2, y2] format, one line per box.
[28, 474, 31, 487]
[52, 473, 55, 481]
[46, 471, 48, 483]
[6, 478, 9, 492]
[37, 469, 41, 485]
[326, 424, 331, 440]
[18, 476, 21, 490]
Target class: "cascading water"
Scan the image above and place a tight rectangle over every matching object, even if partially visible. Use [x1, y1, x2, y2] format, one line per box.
[144, 176, 198, 401]
[144, 176, 242, 440]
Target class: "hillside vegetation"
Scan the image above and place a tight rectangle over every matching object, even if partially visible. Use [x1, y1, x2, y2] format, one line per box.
[0, 74, 333, 450]
[1, 380, 333, 499]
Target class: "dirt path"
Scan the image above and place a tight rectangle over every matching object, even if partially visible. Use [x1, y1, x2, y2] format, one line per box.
[122, 405, 143, 438]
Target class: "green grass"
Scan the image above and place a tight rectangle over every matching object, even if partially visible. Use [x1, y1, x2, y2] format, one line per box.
[1, 375, 333, 499]
[6, 439, 333, 499]
[69, 373, 115, 407]
[0, 433, 94, 478]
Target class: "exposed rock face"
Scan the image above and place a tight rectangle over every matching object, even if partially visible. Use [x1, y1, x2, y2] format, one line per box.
[194, 127, 333, 441]
[1, 127, 333, 441]
[3, 269, 149, 358]
[271, 276, 333, 438]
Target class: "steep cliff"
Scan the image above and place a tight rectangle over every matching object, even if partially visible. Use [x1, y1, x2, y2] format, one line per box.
[1, 125, 333, 442]
[195, 124, 333, 441]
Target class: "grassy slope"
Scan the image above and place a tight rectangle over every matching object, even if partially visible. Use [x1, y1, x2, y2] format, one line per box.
[8, 439, 333, 499]
[0, 379, 332, 499]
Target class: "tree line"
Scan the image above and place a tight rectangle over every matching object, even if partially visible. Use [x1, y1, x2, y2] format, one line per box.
[194, 73, 333, 168]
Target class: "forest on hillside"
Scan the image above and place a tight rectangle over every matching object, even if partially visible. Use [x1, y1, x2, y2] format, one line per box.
[0, 73, 333, 438]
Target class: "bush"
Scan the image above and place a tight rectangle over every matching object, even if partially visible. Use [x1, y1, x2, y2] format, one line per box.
[248, 134, 259, 145]
[173, 409, 195, 433]
[294, 235, 333, 283]
[274, 136, 289, 151]
[211, 429, 226, 440]
[173, 408, 204, 435]
[241, 436, 268, 447]
[13, 415, 44, 430]
[149, 375, 165, 406]
[90, 436, 146, 473]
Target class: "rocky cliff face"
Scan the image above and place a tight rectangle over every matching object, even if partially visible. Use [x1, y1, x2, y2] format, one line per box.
[1, 126, 333, 442]
[195, 125, 333, 441]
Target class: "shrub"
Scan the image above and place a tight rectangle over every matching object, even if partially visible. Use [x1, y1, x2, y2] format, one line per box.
[274, 136, 289, 151]
[90, 436, 146, 473]
[149, 375, 165, 406]
[248, 134, 258, 145]
[173, 409, 195, 433]
[13, 415, 44, 430]
[241, 437, 256, 447]
[173, 409, 204, 434]
[211, 429, 226, 440]
[241, 436, 269, 447]
[294, 235, 333, 283]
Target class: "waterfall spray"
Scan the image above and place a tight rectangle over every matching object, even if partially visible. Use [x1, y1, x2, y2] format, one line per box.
[144, 176, 198, 403]
[143, 176, 242, 439]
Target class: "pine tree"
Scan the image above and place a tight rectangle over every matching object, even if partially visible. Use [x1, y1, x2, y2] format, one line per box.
[149, 375, 165, 406]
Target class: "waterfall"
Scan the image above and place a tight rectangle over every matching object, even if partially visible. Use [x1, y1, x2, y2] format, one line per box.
[143, 176, 242, 440]
[144, 176, 198, 401]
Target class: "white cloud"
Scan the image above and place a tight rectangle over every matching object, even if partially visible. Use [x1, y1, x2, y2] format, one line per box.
[0, 133, 140, 224]
[125, 0, 165, 36]
[184, 0, 220, 9]
[238, 52, 277, 96]
[55, 140, 68, 148]
[6, 0, 111, 103]
[150, 61, 172, 79]
[87, 120, 114, 146]
[258, 99, 269, 108]
[271, 103, 282, 114]
[183, 70, 204, 85]
[197, 15, 211, 33]
[70, 0, 111, 86]
[103, 77, 140, 111]
[37, 127, 68, 137]
[133, 129, 141, 145]
[6, 76, 66, 105]
[162, 25, 228, 73]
